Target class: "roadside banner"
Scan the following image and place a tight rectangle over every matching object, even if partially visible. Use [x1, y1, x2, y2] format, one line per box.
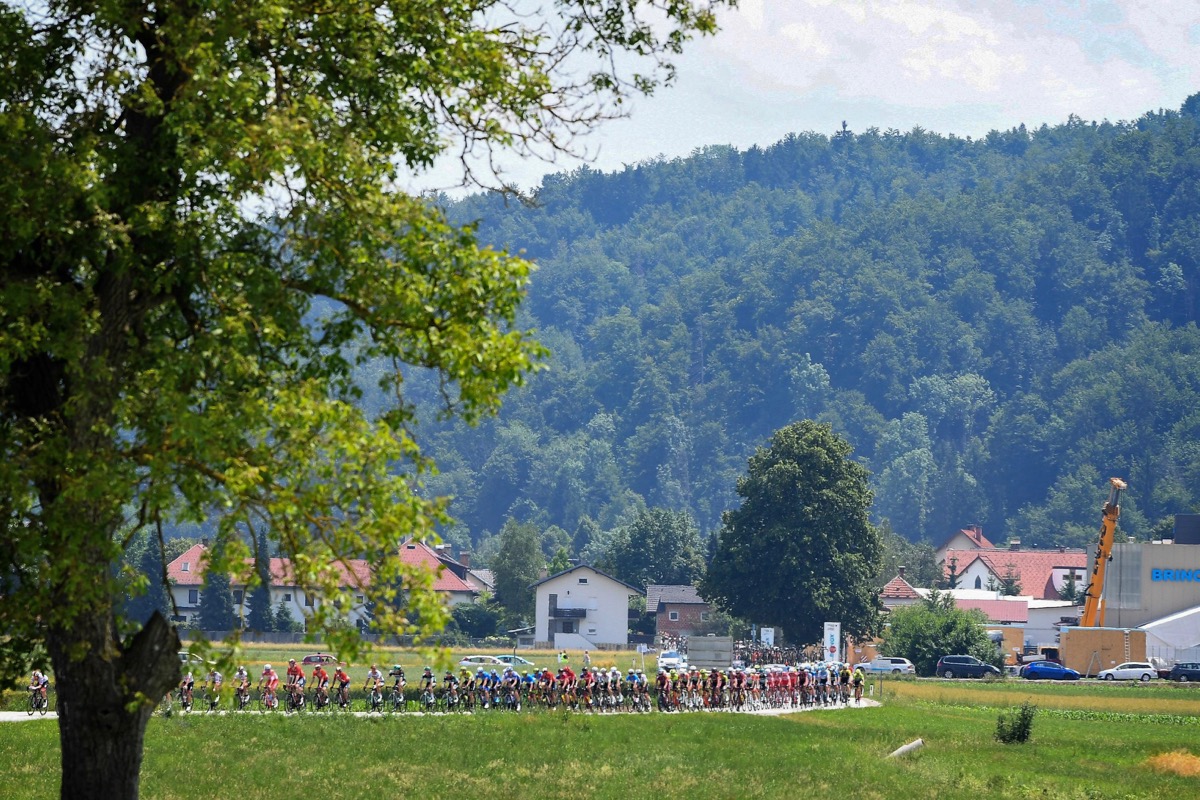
[760, 627, 775, 646]
[824, 621, 841, 663]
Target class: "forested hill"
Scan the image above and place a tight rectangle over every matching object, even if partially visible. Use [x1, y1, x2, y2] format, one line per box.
[415, 94, 1200, 560]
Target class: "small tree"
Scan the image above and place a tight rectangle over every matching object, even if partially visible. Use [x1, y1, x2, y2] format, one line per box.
[1058, 570, 1082, 603]
[942, 556, 962, 590]
[881, 589, 997, 675]
[995, 702, 1037, 743]
[998, 564, 1022, 596]
[274, 601, 301, 634]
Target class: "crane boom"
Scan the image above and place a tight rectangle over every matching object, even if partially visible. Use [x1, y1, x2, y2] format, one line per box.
[1080, 477, 1127, 627]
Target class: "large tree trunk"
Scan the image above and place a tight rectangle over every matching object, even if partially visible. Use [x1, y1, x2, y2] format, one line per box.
[48, 611, 180, 800]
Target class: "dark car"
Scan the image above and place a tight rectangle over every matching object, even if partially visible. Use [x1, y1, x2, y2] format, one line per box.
[936, 655, 1002, 679]
[1168, 662, 1200, 683]
[1020, 661, 1080, 681]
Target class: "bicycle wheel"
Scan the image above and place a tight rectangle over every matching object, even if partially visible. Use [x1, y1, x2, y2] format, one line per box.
[27, 693, 37, 716]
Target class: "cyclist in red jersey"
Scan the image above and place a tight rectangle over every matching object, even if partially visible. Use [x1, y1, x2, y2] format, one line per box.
[285, 658, 305, 707]
[258, 664, 280, 708]
[311, 664, 330, 706]
[333, 665, 351, 707]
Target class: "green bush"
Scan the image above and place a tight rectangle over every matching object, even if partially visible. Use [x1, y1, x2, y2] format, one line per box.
[995, 701, 1037, 743]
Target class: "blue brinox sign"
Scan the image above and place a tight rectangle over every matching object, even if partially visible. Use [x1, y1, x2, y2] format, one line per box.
[1151, 569, 1200, 582]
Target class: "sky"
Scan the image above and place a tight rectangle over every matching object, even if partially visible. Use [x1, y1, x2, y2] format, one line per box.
[417, 0, 1200, 195]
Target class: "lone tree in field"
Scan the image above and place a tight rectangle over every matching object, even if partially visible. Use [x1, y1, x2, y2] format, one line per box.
[701, 420, 883, 644]
[0, 2, 728, 798]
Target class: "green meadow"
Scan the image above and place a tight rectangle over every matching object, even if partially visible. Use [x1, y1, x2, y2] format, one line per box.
[2, 680, 1199, 799]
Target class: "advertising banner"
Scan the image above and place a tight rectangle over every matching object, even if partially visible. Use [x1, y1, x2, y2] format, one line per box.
[823, 621, 841, 663]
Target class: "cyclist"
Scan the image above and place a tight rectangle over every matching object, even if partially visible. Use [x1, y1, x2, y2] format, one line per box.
[29, 669, 49, 706]
[179, 669, 195, 709]
[204, 667, 223, 710]
[258, 664, 279, 709]
[364, 663, 384, 709]
[232, 665, 250, 707]
[285, 658, 305, 708]
[838, 663, 852, 703]
[390, 665, 407, 698]
[311, 662, 330, 707]
[852, 665, 865, 703]
[333, 664, 351, 707]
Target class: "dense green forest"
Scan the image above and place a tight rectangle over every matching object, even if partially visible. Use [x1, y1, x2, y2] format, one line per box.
[388, 95, 1200, 565]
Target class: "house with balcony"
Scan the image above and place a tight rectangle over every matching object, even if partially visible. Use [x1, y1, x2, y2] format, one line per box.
[531, 565, 642, 649]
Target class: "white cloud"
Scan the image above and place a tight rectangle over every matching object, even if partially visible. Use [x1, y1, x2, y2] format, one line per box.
[695, 0, 1199, 132]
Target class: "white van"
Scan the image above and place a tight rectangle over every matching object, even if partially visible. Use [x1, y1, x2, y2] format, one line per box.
[857, 656, 915, 675]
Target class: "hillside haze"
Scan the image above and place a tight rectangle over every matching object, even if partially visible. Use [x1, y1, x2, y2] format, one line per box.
[412, 95, 1200, 559]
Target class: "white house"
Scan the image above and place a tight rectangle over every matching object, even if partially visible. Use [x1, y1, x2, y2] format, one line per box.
[166, 542, 374, 629]
[531, 565, 642, 649]
[166, 538, 478, 629]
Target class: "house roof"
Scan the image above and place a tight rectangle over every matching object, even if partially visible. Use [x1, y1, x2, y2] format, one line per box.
[880, 574, 921, 600]
[938, 526, 994, 552]
[398, 539, 479, 594]
[529, 564, 643, 594]
[956, 597, 1029, 624]
[646, 584, 708, 611]
[165, 541, 449, 594]
[165, 543, 208, 586]
[942, 548, 1087, 600]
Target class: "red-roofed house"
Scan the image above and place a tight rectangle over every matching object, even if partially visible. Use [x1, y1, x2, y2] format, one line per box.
[166, 542, 374, 629]
[166, 538, 476, 629]
[935, 525, 994, 563]
[956, 598, 1030, 624]
[879, 567, 922, 609]
[942, 547, 1087, 601]
[398, 539, 478, 605]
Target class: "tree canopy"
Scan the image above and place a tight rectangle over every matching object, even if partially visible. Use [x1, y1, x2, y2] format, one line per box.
[701, 420, 882, 644]
[880, 590, 999, 676]
[0, 2, 728, 797]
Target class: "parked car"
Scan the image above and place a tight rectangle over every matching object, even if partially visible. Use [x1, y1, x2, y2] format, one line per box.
[178, 651, 208, 666]
[457, 655, 506, 670]
[496, 654, 536, 668]
[1020, 661, 1080, 681]
[858, 657, 915, 675]
[1097, 661, 1157, 682]
[1168, 662, 1200, 683]
[656, 650, 687, 671]
[301, 653, 338, 665]
[936, 655, 1002, 679]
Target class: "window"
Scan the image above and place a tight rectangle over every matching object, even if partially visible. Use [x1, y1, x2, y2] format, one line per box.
[669, 611, 679, 621]
[356, 595, 365, 605]
[974, 576, 982, 589]
[233, 589, 244, 604]
[283, 592, 292, 602]
[561, 621, 576, 634]
[181, 562, 189, 572]
[304, 594, 315, 607]
[187, 589, 199, 604]
[578, 577, 588, 585]
[701, 612, 710, 622]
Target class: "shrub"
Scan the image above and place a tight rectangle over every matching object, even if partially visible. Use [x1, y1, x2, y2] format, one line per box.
[995, 701, 1037, 743]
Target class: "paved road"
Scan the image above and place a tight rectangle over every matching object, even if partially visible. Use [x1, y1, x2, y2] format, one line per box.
[0, 700, 878, 723]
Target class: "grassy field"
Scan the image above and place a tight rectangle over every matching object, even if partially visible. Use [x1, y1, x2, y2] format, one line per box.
[3, 680, 1199, 799]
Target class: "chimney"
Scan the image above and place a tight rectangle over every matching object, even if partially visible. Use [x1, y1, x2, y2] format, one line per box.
[459, 550, 471, 568]
[1008, 539, 1021, 551]
[898, 565, 906, 579]
[201, 537, 209, 548]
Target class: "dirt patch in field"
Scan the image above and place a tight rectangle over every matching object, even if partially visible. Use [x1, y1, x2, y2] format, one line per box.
[1144, 750, 1200, 777]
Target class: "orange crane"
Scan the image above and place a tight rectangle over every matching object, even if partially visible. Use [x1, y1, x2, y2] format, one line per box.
[1080, 477, 1128, 627]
